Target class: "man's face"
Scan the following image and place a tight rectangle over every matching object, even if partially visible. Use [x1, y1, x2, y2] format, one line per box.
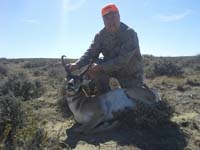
[103, 12, 120, 33]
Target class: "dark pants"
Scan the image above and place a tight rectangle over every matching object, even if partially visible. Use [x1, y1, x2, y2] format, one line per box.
[93, 71, 143, 94]
[92, 59, 143, 94]
[93, 72, 158, 103]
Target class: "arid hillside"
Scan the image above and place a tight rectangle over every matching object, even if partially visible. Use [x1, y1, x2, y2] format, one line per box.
[0, 55, 200, 150]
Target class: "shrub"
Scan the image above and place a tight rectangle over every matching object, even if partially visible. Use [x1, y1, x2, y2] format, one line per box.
[14, 128, 62, 150]
[0, 64, 8, 76]
[0, 93, 24, 140]
[57, 82, 72, 118]
[187, 78, 200, 86]
[196, 54, 200, 58]
[153, 60, 183, 77]
[144, 65, 156, 79]
[23, 60, 47, 69]
[0, 73, 44, 101]
[48, 68, 58, 77]
[195, 66, 200, 71]
[33, 70, 43, 77]
[48, 68, 65, 85]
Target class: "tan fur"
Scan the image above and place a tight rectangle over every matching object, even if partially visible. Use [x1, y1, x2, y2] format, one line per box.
[109, 77, 121, 90]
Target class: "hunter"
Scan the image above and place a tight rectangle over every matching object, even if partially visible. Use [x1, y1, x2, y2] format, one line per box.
[67, 3, 144, 94]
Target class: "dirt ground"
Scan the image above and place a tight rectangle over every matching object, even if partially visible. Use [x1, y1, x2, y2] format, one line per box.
[0, 56, 200, 150]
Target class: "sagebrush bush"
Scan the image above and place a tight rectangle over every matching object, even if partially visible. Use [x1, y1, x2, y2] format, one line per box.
[48, 68, 65, 86]
[48, 68, 58, 77]
[153, 60, 183, 77]
[144, 65, 155, 78]
[195, 66, 200, 71]
[187, 78, 200, 86]
[0, 93, 24, 139]
[196, 54, 200, 59]
[57, 82, 72, 118]
[33, 70, 43, 76]
[23, 60, 47, 68]
[0, 73, 44, 100]
[0, 64, 8, 76]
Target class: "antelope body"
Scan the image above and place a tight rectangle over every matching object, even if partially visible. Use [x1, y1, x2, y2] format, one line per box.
[67, 88, 135, 124]
[62, 55, 136, 133]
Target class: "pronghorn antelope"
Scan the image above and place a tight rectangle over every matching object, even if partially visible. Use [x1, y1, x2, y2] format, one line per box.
[61, 55, 137, 133]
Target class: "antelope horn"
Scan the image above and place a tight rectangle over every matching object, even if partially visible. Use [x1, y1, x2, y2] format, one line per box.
[80, 59, 93, 77]
[61, 55, 72, 77]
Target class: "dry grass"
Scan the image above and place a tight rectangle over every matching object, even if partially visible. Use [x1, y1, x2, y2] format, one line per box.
[0, 56, 199, 150]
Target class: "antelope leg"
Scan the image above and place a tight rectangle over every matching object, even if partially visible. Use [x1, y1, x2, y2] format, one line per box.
[74, 114, 105, 133]
[90, 120, 120, 134]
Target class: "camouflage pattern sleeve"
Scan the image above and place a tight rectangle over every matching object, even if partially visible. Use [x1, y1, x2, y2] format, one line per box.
[75, 33, 101, 68]
[101, 29, 140, 72]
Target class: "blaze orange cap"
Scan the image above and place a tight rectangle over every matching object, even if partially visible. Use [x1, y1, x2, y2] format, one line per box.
[101, 3, 119, 16]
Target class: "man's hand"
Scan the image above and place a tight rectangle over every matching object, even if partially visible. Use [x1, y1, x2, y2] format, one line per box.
[66, 63, 78, 72]
[87, 63, 103, 79]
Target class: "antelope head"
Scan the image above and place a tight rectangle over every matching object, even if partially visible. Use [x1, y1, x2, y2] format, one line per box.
[61, 55, 92, 96]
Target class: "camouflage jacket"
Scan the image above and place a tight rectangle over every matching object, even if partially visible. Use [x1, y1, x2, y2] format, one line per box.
[76, 22, 143, 79]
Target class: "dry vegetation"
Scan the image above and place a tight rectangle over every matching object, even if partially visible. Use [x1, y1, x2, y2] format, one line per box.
[0, 55, 200, 150]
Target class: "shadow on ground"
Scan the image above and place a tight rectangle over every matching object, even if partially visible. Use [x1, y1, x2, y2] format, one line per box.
[64, 122, 186, 150]
[63, 102, 187, 150]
